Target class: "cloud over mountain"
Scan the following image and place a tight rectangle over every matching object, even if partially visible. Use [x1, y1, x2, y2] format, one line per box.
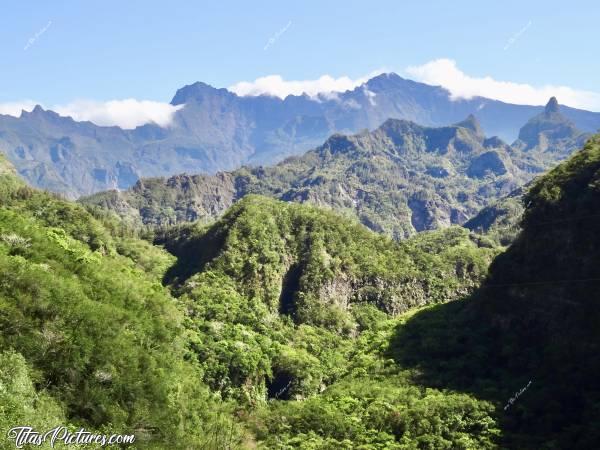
[228, 72, 383, 98]
[406, 58, 600, 111]
[0, 100, 38, 117]
[0, 99, 181, 129]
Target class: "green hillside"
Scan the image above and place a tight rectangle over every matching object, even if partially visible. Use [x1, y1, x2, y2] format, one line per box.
[388, 135, 600, 449]
[1, 153, 504, 448]
[0, 161, 242, 448]
[152, 195, 496, 400]
[79, 118, 524, 239]
[2, 136, 599, 448]
[152, 195, 503, 448]
[464, 186, 525, 245]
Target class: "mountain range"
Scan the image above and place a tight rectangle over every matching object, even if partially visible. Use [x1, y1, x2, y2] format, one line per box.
[2, 73, 599, 198]
[82, 98, 589, 238]
[3, 128, 599, 447]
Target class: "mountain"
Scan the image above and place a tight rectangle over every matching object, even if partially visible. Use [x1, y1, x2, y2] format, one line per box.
[0, 107, 141, 198]
[3, 134, 600, 447]
[464, 98, 591, 244]
[0, 155, 502, 447]
[2, 74, 600, 198]
[151, 194, 503, 447]
[83, 102, 589, 239]
[388, 135, 600, 448]
[511, 97, 590, 172]
[156, 195, 497, 321]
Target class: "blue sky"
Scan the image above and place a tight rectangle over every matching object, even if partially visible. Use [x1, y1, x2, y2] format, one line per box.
[1, 0, 599, 126]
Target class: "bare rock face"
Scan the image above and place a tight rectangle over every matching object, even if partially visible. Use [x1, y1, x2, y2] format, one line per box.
[318, 276, 354, 311]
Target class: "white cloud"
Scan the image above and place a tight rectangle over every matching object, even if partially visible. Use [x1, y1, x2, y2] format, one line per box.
[406, 58, 600, 111]
[0, 101, 38, 116]
[363, 86, 377, 106]
[53, 99, 182, 128]
[229, 72, 383, 99]
[0, 99, 182, 129]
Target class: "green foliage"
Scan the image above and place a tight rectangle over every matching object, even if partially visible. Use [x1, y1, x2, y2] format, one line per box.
[0, 351, 66, 440]
[464, 188, 525, 246]
[250, 310, 500, 449]
[162, 195, 497, 319]
[7, 133, 600, 448]
[387, 135, 600, 449]
[149, 194, 502, 446]
[0, 177, 243, 448]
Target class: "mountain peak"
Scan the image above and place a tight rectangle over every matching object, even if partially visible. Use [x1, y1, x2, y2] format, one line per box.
[171, 81, 228, 105]
[545, 97, 560, 114]
[19, 105, 66, 123]
[364, 72, 407, 91]
[454, 114, 484, 136]
[516, 97, 583, 151]
[19, 104, 50, 118]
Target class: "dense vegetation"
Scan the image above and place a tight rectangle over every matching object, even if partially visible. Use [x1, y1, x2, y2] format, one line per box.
[2, 133, 599, 448]
[0, 151, 502, 448]
[162, 135, 600, 448]
[0, 155, 243, 448]
[387, 135, 600, 448]
[82, 100, 587, 241]
[154, 195, 497, 407]
[464, 186, 525, 246]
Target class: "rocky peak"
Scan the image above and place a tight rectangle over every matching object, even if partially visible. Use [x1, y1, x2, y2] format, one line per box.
[364, 72, 405, 91]
[516, 97, 583, 151]
[171, 81, 231, 105]
[19, 105, 66, 124]
[20, 104, 46, 118]
[454, 114, 484, 137]
[545, 96, 559, 114]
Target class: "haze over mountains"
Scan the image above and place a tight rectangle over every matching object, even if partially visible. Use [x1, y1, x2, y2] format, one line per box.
[2, 73, 599, 198]
[83, 98, 590, 238]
